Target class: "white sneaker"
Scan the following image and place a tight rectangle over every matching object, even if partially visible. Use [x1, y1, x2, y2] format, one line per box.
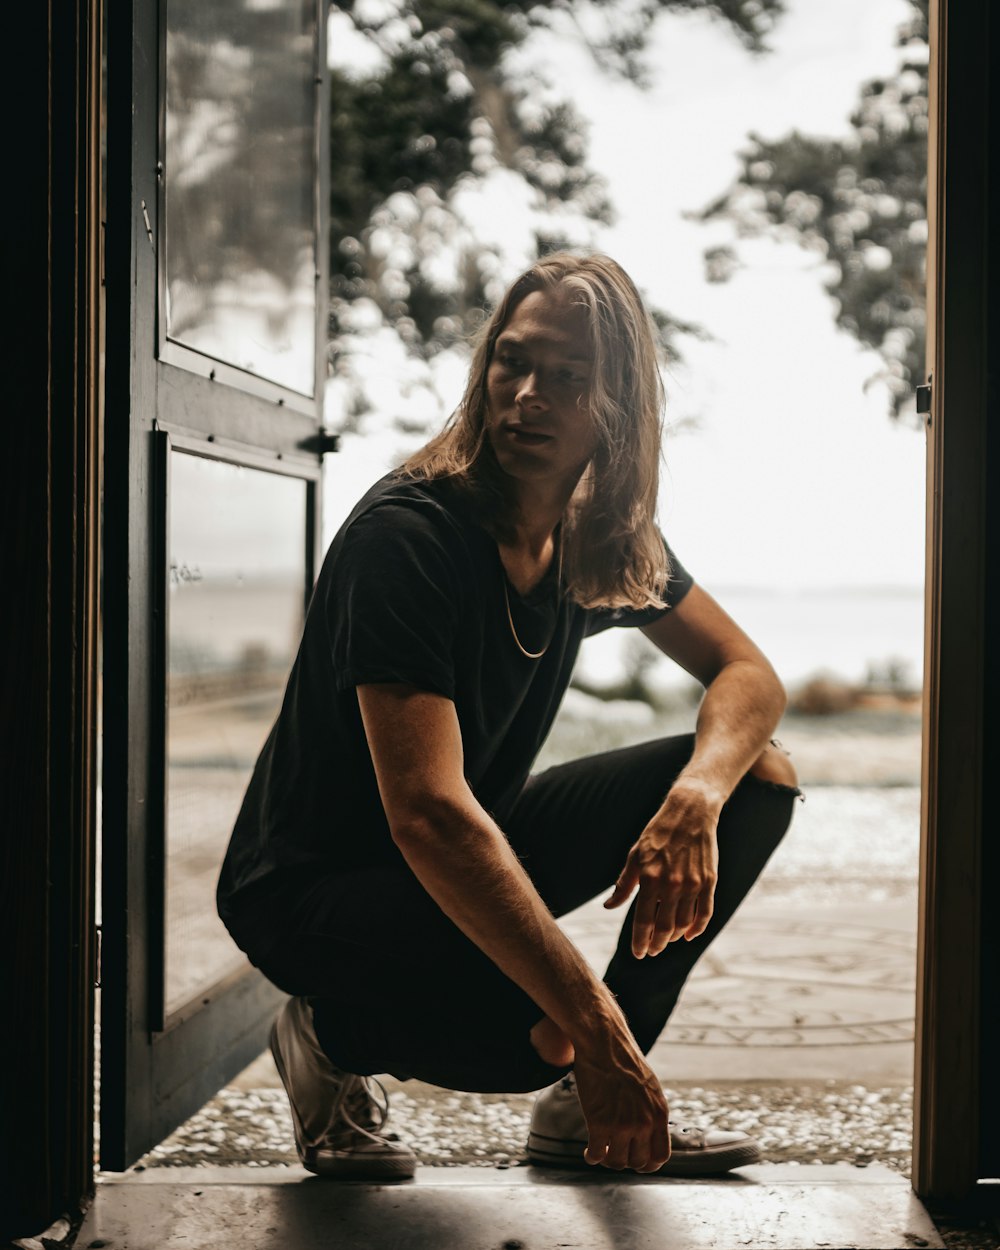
[527, 1074, 761, 1176]
[270, 996, 416, 1180]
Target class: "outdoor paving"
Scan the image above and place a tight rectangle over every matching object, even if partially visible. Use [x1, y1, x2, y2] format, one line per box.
[568, 898, 915, 1087]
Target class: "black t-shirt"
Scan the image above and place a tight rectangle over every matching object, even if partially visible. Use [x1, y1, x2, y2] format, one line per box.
[217, 472, 694, 958]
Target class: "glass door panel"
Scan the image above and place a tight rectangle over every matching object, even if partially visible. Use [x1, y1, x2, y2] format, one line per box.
[166, 451, 307, 1016]
[163, 0, 317, 396]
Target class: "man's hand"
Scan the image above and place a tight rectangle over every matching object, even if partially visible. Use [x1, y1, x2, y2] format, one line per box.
[573, 1050, 672, 1173]
[603, 778, 722, 957]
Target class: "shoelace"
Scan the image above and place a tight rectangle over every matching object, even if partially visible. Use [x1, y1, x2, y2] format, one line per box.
[307, 1073, 394, 1152]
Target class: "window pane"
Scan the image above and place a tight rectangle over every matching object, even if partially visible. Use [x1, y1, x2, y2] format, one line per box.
[166, 452, 306, 1015]
[164, 0, 316, 395]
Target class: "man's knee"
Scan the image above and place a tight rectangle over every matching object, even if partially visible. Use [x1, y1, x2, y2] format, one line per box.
[748, 741, 799, 791]
[530, 1016, 576, 1068]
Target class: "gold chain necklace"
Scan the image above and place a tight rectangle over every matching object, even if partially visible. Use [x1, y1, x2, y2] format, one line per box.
[501, 536, 564, 660]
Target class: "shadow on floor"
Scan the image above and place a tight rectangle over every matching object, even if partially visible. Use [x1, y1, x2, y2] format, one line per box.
[79, 1163, 942, 1250]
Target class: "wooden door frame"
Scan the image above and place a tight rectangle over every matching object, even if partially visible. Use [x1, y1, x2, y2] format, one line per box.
[912, 0, 995, 1204]
[1, 0, 103, 1238]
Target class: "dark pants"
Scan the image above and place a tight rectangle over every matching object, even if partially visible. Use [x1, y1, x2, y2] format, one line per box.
[257, 733, 800, 1093]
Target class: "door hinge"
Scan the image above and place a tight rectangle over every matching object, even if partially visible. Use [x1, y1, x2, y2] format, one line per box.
[94, 924, 102, 988]
[299, 429, 341, 456]
[916, 379, 932, 421]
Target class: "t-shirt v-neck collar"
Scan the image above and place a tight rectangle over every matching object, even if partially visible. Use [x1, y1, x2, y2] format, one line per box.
[492, 526, 563, 607]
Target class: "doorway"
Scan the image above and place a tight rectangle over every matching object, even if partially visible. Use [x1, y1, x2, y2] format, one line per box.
[35, 0, 995, 1230]
[107, 0, 933, 1185]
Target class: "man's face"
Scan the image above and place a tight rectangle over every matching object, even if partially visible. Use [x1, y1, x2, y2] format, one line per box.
[485, 288, 599, 491]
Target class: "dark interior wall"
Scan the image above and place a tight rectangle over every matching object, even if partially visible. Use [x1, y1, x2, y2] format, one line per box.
[1, 0, 98, 1239]
[1, 0, 57, 1234]
[979, 4, 999, 1182]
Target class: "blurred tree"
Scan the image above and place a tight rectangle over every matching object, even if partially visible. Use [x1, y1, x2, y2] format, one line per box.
[326, 0, 786, 433]
[165, 0, 322, 388]
[699, 0, 928, 417]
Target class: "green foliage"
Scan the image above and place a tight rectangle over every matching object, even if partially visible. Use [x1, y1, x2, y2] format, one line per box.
[326, 0, 786, 429]
[330, 63, 475, 235]
[701, 0, 929, 417]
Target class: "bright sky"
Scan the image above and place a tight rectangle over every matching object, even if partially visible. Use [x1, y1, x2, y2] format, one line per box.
[505, 0, 926, 592]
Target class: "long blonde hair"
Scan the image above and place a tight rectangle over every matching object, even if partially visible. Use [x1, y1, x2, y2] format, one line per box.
[400, 252, 669, 609]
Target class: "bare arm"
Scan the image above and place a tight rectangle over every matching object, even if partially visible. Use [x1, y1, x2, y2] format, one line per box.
[356, 681, 671, 1173]
[645, 583, 787, 802]
[603, 585, 788, 956]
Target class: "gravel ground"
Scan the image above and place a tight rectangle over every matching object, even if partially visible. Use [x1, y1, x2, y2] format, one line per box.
[141, 1079, 914, 1175]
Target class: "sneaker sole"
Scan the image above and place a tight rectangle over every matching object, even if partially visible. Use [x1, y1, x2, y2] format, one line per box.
[303, 1152, 417, 1180]
[268, 1017, 415, 1181]
[527, 1131, 761, 1176]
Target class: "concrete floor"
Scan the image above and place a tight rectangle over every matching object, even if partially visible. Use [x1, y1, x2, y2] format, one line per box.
[79, 1163, 942, 1250]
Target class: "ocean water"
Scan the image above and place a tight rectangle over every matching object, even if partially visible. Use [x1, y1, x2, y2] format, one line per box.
[577, 584, 925, 693]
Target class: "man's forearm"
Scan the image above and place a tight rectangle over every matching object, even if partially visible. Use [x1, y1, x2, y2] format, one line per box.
[676, 658, 786, 804]
[391, 794, 639, 1065]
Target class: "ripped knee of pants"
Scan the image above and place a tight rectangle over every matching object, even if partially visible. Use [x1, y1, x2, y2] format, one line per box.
[747, 740, 802, 796]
